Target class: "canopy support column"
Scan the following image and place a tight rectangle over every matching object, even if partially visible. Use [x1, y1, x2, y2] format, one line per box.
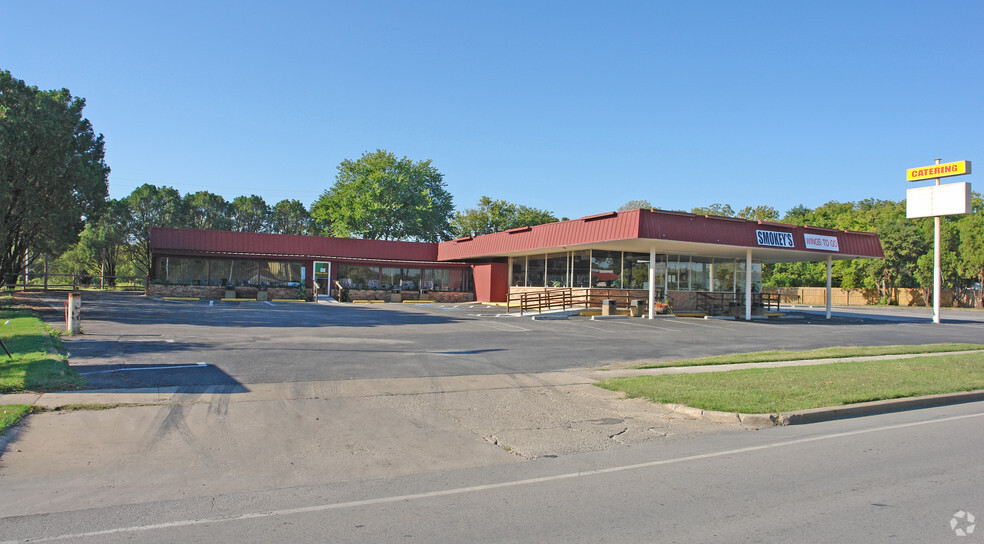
[648, 246, 656, 319]
[826, 255, 833, 320]
[745, 249, 752, 321]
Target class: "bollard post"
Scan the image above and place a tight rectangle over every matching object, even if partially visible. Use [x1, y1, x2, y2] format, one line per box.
[66, 292, 81, 335]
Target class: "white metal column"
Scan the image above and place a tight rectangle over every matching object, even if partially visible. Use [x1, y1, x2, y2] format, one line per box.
[745, 249, 753, 321]
[648, 246, 656, 319]
[826, 255, 832, 320]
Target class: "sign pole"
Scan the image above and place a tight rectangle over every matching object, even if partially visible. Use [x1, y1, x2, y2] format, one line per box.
[933, 158, 942, 324]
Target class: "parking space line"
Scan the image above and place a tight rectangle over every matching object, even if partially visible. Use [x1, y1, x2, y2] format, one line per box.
[609, 320, 679, 332]
[471, 321, 532, 332]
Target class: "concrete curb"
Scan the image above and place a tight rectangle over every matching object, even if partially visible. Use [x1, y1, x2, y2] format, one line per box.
[778, 390, 984, 425]
[664, 389, 984, 427]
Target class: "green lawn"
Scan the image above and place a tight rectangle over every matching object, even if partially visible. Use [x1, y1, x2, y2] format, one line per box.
[1, 404, 32, 435]
[598, 352, 984, 415]
[633, 343, 984, 369]
[0, 308, 83, 393]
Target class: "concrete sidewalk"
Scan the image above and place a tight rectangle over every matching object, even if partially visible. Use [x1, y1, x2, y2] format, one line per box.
[0, 372, 735, 518]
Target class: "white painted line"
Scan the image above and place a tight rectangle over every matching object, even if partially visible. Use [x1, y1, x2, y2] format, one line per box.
[78, 362, 208, 375]
[12, 411, 983, 544]
[264, 301, 275, 306]
[611, 320, 678, 332]
[471, 321, 531, 332]
[570, 323, 615, 333]
[663, 319, 729, 329]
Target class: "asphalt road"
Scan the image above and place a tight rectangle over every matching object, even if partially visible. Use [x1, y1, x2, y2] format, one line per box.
[37, 292, 984, 390]
[3, 400, 982, 543]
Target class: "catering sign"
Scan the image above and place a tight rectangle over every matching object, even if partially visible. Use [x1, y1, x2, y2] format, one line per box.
[906, 160, 971, 182]
[756, 230, 795, 248]
[804, 234, 840, 252]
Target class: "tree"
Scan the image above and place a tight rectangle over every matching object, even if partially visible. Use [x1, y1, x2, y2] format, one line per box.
[269, 199, 311, 235]
[311, 149, 455, 242]
[957, 193, 984, 305]
[230, 195, 270, 232]
[126, 184, 185, 275]
[184, 191, 233, 231]
[451, 196, 557, 237]
[0, 70, 110, 287]
[690, 203, 735, 217]
[618, 200, 653, 211]
[736, 205, 779, 222]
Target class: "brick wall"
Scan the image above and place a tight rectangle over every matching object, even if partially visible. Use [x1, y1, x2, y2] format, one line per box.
[149, 285, 306, 300]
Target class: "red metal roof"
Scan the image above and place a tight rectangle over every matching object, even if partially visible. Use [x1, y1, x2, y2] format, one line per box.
[436, 209, 884, 261]
[150, 228, 443, 263]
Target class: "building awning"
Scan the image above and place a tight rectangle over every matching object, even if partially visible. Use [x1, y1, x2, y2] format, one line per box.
[436, 208, 883, 263]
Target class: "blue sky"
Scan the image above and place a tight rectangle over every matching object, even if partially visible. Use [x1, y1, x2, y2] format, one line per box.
[2, 1, 980, 220]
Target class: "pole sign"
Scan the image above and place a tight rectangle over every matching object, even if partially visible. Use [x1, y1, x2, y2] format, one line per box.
[906, 160, 971, 182]
[906, 182, 972, 218]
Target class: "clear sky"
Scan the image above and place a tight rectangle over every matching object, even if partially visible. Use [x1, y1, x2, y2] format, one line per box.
[2, 1, 980, 220]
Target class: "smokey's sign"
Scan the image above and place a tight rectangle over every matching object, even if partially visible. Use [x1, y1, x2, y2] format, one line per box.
[756, 230, 795, 248]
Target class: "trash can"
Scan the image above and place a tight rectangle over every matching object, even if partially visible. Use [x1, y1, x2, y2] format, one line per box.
[629, 299, 645, 317]
[601, 299, 617, 316]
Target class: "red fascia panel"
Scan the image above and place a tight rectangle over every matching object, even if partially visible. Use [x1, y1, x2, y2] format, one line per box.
[638, 210, 884, 258]
[150, 228, 440, 262]
[436, 210, 642, 261]
[436, 209, 883, 260]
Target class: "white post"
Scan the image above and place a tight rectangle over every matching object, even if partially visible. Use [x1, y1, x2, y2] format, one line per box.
[648, 246, 656, 319]
[745, 249, 753, 321]
[933, 158, 942, 324]
[709, 262, 715, 292]
[826, 255, 832, 320]
[66, 292, 81, 335]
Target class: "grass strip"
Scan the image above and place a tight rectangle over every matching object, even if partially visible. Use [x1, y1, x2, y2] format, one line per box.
[0, 308, 83, 393]
[599, 352, 984, 415]
[1, 404, 32, 435]
[634, 343, 984, 369]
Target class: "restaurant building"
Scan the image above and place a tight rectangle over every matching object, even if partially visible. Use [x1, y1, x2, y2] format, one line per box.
[149, 208, 884, 318]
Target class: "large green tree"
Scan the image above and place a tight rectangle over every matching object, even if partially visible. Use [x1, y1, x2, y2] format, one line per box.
[691, 203, 735, 217]
[957, 193, 984, 305]
[311, 150, 454, 242]
[617, 199, 654, 211]
[269, 199, 311, 235]
[184, 191, 233, 231]
[230, 194, 270, 232]
[126, 184, 185, 275]
[0, 70, 110, 287]
[451, 196, 557, 237]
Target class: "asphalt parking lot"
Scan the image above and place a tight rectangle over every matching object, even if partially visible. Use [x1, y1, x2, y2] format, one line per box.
[34, 291, 984, 390]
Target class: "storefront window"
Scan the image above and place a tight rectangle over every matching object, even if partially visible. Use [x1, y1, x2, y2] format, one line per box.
[158, 257, 208, 285]
[527, 255, 545, 287]
[336, 264, 379, 289]
[591, 250, 622, 287]
[734, 262, 762, 292]
[666, 256, 679, 291]
[546, 252, 568, 287]
[572, 251, 591, 288]
[623, 252, 652, 289]
[713, 259, 735, 292]
[259, 262, 303, 286]
[690, 257, 711, 291]
[511, 257, 527, 286]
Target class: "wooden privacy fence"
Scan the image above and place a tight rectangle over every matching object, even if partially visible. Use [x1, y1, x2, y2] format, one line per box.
[762, 287, 984, 308]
